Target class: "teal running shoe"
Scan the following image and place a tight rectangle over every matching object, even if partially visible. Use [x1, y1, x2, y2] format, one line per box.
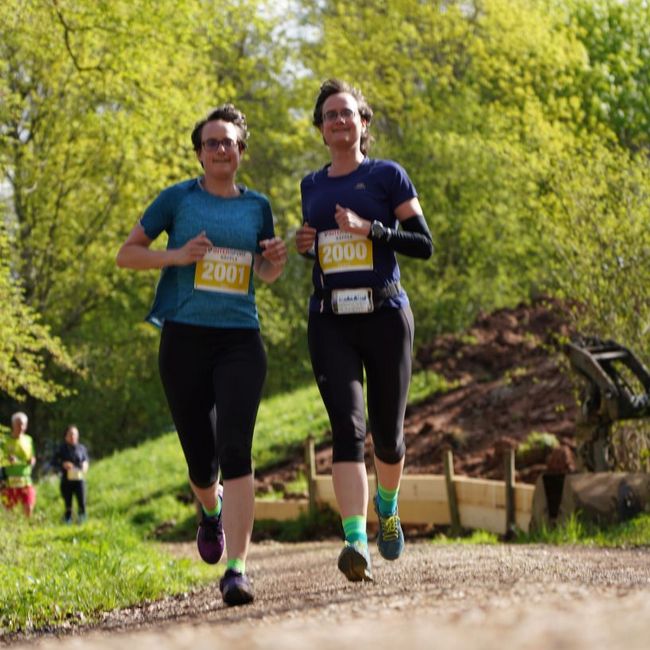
[337, 541, 374, 582]
[373, 494, 404, 560]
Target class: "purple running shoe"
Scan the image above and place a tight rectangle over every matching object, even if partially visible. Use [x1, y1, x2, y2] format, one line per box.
[219, 569, 254, 606]
[196, 484, 225, 564]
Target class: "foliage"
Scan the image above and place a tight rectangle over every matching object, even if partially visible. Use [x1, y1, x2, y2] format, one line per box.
[0, 226, 78, 402]
[539, 139, 650, 353]
[0, 0, 312, 454]
[518, 431, 560, 454]
[561, 0, 650, 152]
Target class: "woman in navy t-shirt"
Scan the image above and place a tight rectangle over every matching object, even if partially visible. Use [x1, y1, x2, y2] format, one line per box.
[296, 79, 433, 582]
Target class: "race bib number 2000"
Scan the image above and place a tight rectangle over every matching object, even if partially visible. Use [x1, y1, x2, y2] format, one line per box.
[194, 248, 252, 295]
[318, 229, 373, 274]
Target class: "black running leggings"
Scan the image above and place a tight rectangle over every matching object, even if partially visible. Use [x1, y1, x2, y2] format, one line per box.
[307, 307, 414, 464]
[60, 479, 86, 517]
[159, 321, 267, 486]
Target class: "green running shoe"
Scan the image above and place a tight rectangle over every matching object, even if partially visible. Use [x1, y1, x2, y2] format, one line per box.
[337, 541, 374, 582]
[373, 494, 404, 560]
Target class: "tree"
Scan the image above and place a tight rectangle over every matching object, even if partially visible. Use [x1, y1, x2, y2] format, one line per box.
[0, 223, 77, 402]
[561, 0, 650, 151]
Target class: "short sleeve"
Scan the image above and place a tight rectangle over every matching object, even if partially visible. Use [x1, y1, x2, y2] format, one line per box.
[139, 188, 175, 240]
[387, 161, 418, 211]
[256, 196, 275, 253]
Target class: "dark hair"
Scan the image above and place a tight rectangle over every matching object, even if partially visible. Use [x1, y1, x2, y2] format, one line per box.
[191, 103, 249, 153]
[312, 79, 374, 154]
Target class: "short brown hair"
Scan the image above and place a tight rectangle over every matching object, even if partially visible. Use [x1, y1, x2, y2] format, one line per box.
[191, 103, 249, 153]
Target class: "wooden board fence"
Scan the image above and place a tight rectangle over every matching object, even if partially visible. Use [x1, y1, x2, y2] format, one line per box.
[254, 446, 535, 535]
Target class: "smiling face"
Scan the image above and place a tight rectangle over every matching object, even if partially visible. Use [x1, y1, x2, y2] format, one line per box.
[196, 119, 243, 181]
[319, 92, 365, 153]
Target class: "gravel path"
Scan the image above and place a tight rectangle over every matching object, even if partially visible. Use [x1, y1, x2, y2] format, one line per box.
[6, 541, 650, 650]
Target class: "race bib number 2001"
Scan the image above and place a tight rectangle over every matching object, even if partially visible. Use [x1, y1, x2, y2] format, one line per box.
[194, 248, 252, 295]
[318, 229, 373, 274]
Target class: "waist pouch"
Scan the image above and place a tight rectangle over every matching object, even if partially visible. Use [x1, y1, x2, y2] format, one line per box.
[314, 282, 401, 314]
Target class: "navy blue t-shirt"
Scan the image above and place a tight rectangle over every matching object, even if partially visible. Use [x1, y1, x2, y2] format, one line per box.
[300, 158, 417, 313]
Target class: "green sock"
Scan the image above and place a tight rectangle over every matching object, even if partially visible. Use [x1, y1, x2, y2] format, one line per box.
[342, 515, 367, 546]
[202, 499, 222, 518]
[377, 483, 399, 516]
[226, 558, 245, 574]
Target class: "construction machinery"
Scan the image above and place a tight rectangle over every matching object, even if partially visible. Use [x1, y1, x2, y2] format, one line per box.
[565, 337, 650, 471]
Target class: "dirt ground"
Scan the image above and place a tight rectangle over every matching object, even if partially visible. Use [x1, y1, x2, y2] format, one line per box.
[6, 541, 650, 650]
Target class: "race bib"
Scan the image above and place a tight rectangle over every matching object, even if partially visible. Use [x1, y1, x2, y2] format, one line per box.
[7, 476, 29, 488]
[194, 248, 252, 295]
[67, 468, 85, 481]
[318, 230, 373, 275]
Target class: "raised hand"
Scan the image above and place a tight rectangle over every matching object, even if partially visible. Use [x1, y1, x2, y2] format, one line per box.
[260, 237, 288, 267]
[295, 223, 317, 254]
[175, 231, 214, 265]
[334, 204, 371, 236]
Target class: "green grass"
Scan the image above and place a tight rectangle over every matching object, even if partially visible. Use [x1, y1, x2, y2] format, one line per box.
[0, 434, 215, 633]
[520, 513, 650, 546]
[430, 529, 501, 545]
[427, 514, 650, 547]
[0, 513, 209, 633]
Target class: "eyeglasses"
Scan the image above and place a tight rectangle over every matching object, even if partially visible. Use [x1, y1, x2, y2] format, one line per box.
[323, 108, 356, 123]
[202, 137, 238, 152]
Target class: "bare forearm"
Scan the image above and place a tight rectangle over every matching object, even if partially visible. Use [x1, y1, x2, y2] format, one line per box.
[255, 258, 284, 283]
[116, 244, 179, 270]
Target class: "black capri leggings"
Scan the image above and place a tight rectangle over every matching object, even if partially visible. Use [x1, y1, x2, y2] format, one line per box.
[159, 321, 267, 486]
[307, 306, 414, 464]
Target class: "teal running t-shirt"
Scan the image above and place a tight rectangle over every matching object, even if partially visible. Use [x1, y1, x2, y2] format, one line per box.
[140, 179, 275, 329]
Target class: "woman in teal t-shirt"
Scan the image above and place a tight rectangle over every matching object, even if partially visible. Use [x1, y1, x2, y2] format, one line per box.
[116, 104, 287, 607]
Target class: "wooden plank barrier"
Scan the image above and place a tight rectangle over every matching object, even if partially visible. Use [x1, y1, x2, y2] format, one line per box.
[254, 472, 535, 535]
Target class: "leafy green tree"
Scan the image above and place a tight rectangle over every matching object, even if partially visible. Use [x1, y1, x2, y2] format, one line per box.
[0, 223, 77, 402]
[561, 0, 650, 151]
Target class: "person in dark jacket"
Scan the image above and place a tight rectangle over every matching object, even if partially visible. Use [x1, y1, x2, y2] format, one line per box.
[53, 425, 89, 524]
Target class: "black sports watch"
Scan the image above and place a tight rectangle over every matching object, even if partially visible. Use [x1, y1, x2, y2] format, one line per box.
[369, 220, 388, 241]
